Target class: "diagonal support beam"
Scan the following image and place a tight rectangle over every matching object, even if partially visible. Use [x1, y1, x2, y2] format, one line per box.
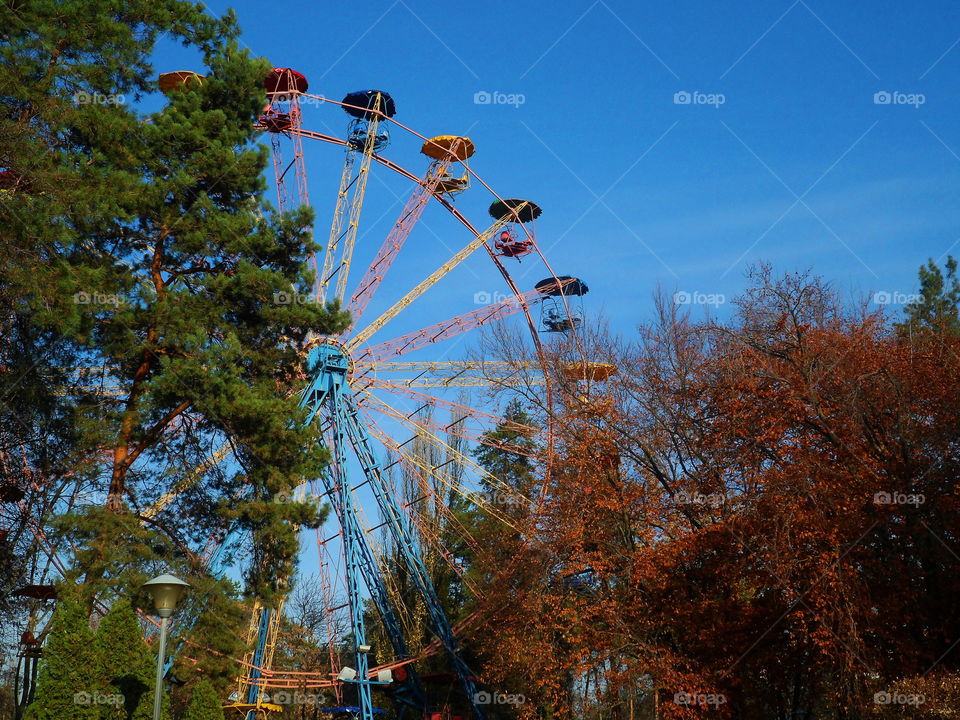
[346, 213, 517, 350]
[352, 286, 551, 363]
[339, 390, 487, 720]
[344, 157, 456, 330]
[318, 102, 384, 304]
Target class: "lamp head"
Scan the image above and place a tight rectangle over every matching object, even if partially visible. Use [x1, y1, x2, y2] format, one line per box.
[142, 574, 190, 618]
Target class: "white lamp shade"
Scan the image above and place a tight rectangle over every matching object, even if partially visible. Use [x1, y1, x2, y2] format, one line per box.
[377, 669, 393, 684]
[142, 574, 191, 617]
[337, 666, 357, 682]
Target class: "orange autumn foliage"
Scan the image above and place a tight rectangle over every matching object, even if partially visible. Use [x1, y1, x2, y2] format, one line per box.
[473, 269, 960, 719]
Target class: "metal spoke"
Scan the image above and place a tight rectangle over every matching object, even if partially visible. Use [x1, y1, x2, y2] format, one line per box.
[346, 215, 516, 350]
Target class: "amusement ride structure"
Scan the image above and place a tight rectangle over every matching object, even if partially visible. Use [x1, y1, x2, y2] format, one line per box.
[3, 66, 612, 720]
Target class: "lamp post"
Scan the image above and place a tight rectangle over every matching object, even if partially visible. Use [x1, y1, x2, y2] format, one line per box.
[142, 574, 190, 720]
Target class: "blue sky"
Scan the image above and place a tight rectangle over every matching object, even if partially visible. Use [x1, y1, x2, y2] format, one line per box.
[154, 0, 960, 334]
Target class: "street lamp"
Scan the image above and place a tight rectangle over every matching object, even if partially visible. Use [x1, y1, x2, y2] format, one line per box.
[142, 574, 190, 720]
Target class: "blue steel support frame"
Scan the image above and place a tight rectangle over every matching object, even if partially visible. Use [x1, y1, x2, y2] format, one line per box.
[245, 608, 272, 717]
[331, 388, 374, 720]
[339, 390, 486, 720]
[190, 341, 473, 719]
[304, 346, 425, 712]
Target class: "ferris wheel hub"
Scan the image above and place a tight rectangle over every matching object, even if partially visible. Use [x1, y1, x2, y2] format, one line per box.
[308, 338, 355, 381]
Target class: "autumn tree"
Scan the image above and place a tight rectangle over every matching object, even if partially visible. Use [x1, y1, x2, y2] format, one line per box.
[475, 267, 960, 719]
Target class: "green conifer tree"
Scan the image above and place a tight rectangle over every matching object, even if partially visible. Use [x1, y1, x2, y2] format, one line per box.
[470, 398, 538, 496]
[91, 599, 168, 720]
[1, 0, 346, 609]
[23, 589, 97, 720]
[182, 678, 225, 720]
[896, 256, 960, 335]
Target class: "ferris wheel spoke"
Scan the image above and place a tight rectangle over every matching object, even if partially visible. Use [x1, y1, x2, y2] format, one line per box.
[359, 437, 486, 601]
[361, 392, 541, 462]
[317, 92, 393, 305]
[351, 286, 548, 364]
[345, 215, 514, 350]
[353, 360, 544, 389]
[359, 412, 496, 586]
[140, 382, 352, 523]
[356, 379, 544, 438]
[336, 393, 480, 700]
[321, 395, 420, 686]
[141, 438, 234, 520]
[354, 388, 532, 517]
[344, 136, 475, 333]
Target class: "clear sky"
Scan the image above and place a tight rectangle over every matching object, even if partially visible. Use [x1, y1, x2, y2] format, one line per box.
[154, 0, 960, 333]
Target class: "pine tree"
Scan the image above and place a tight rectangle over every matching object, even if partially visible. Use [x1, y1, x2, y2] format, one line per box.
[91, 599, 168, 720]
[23, 589, 97, 720]
[896, 256, 960, 335]
[1, 0, 346, 608]
[471, 398, 538, 497]
[182, 678, 224, 720]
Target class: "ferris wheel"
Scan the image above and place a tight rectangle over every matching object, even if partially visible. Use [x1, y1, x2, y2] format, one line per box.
[152, 67, 594, 720]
